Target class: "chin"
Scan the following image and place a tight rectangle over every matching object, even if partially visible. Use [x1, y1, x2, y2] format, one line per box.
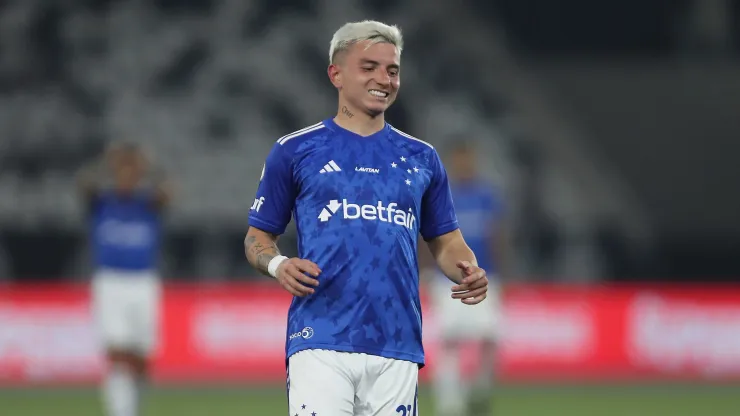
[364, 101, 390, 116]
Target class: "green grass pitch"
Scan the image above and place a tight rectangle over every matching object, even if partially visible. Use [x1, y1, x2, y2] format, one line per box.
[1, 383, 738, 416]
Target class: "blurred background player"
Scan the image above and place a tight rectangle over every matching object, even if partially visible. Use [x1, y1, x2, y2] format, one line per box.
[77, 143, 173, 416]
[425, 139, 509, 416]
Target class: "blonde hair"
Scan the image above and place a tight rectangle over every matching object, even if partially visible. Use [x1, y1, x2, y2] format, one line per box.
[329, 20, 403, 64]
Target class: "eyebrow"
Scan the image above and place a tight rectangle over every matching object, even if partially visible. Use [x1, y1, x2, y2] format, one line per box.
[360, 59, 400, 70]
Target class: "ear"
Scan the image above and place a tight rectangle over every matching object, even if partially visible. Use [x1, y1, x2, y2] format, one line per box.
[328, 64, 342, 89]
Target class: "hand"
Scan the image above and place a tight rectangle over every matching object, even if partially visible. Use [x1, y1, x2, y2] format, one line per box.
[275, 258, 321, 297]
[450, 260, 488, 305]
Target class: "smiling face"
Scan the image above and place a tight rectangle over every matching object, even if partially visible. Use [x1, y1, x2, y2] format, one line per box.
[328, 40, 401, 117]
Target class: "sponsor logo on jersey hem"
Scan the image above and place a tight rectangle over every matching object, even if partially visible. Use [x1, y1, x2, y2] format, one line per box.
[320, 160, 342, 173]
[318, 199, 416, 230]
[289, 327, 314, 340]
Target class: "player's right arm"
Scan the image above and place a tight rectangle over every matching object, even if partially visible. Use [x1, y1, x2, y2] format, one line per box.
[245, 142, 321, 297]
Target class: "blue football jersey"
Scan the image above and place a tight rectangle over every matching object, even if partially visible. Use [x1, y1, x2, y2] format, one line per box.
[248, 119, 459, 366]
[449, 179, 505, 275]
[90, 190, 162, 271]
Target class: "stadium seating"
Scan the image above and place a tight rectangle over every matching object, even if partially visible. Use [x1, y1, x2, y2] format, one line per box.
[0, 0, 603, 280]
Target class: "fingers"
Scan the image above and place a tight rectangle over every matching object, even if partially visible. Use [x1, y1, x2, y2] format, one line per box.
[283, 271, 315, 296]
[456, 260, 471, 269]
[456, 261, 485, 280]
[451, 286, 487, 300]
[462, 292, 487, 305]
[281, 280, 305, 297]
[285, 267, 317, 294]
[293, 272, 320, 288]
[451, 264, 488, 304]
[462, 269, 486, 285]
[288, 260, 320, 287]
[279, 258, 321, 297]
[294, 259, 322, 277]
[451, 273, 487, 292]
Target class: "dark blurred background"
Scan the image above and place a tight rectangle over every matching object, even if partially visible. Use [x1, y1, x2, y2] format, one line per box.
[0, 0, 738, 284]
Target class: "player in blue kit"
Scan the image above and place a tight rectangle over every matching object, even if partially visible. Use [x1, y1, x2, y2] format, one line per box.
[245, 20, 489, 416]
[427, 140, 509, 416]
[77, 143, 172, 416]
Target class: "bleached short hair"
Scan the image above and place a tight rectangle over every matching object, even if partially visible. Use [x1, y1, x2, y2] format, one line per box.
[329, 20, 403, 64]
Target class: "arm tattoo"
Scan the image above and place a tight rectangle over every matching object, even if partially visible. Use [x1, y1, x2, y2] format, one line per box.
[244, 234, 281, 275]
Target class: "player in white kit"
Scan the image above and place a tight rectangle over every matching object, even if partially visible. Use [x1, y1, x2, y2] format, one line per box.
[425, 140, 509, 416]
[77, 143, 172, 416]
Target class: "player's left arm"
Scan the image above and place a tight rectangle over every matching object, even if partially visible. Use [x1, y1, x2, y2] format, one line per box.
[426, 230, 488, 304]
[420, 149, 487, 305]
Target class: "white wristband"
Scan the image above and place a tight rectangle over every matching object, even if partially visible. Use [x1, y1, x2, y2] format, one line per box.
[267, 255, 289, 278]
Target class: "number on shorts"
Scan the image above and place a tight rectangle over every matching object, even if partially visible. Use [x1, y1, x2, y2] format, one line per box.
[396, 404, 413, 416]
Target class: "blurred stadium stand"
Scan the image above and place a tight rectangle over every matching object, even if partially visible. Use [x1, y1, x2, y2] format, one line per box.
[0, 0, 738, 282]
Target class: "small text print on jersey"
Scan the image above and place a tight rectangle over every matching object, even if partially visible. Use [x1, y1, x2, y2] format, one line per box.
[318, 199, 416, 230]
[251, 196, 265, 212]
[355, 166, 380, 174]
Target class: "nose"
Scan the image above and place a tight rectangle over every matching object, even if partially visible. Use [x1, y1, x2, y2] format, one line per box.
[375, 71, 391, 87]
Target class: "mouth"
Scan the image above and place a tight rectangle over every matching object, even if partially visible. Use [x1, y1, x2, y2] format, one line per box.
[368, 89, 390, 99]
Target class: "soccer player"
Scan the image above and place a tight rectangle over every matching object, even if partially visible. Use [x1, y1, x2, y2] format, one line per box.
[77, 143, 172, 416]
[245, 20, 489, 416]
[427, 139, 509, 416]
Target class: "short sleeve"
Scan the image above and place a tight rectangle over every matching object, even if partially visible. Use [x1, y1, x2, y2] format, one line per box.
[420, 149, 459, 240]
[248, 143, 296, 235]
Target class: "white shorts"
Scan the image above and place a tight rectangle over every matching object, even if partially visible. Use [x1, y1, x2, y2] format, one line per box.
[431, 274, 502, 342]
[287, 349, 419, 416]
[91, 268, 161, 355]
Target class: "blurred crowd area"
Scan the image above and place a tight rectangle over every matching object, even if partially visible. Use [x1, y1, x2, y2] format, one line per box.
[0, 0, 738, 283]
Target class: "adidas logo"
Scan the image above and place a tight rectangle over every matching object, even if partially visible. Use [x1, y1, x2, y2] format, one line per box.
[320, 160, 342, 174]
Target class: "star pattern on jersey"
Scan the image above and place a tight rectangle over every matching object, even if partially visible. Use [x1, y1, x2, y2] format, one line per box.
[333, 327, 353, 344]
[392, 326, 404, 343]
[275, 133, 445, 372]
[354, 278, 371, 298]
[364, 323, 381, 342]
[370, 257, 381, 270]
[384, 296, 394, 310]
